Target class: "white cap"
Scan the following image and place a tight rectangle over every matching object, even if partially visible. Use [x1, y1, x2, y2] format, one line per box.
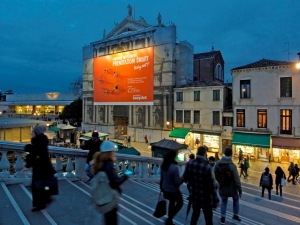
[100, 141, 117, 152]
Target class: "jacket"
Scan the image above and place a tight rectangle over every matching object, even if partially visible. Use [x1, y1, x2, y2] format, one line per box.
[215, 156, 242, 198]
[183, 155, 219, 207]
[260, 172, 273, 189]
[275, 169, 285, 185]
[160, 164, 182, 193]
[81, 138, 102, 164]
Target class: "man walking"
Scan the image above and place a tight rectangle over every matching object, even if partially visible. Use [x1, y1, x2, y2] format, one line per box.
[214, 148, 242, 224]
[80, 131, 102, 182]
[183, 146, 219, 225]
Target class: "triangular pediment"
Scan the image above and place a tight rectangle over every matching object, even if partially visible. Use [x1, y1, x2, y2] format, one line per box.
[106, 16, 150, 39]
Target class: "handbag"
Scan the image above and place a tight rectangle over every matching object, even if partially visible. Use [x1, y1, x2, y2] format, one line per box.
[35, 176, 59, 195]
[153, 192, 166, 218]
[281, 177, 286, 186]
[90, 171, 120, 214]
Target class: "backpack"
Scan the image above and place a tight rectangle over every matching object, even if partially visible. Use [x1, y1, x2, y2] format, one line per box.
[262, 173, 270, 186]
[214, 163, 232, 185]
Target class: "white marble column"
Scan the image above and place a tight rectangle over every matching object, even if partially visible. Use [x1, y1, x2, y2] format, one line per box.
[145, 106, 148, 127]
[150, 105, 153, 127]
[129, 106, 132, 125]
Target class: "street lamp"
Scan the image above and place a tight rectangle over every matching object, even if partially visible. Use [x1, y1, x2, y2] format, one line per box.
[297, 52, 300, 69]
[166, 121, 170, 128]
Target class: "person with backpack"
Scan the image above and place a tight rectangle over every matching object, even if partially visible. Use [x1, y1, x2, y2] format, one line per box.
[275, 166, 286, 197]
[214, 148, 242, 225]
[260, 167, 273, 200]
[183, 146, 219, 225]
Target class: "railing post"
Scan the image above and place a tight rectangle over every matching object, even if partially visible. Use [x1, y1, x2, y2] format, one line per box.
[14, 152, 25, 178]
[75, 157, 87, 180]
[55, 155, 64, 178]
[142, 161, 148, 178]
[65, 156, 75, 179]
[0, 151, 10, 178]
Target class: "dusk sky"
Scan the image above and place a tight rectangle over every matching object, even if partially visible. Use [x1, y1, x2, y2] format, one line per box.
[1, 0, 299, 94]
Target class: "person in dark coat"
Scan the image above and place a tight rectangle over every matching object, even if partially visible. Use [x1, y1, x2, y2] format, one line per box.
[259, 167, 273, 200]
[92, 141, 128, 225]
[275, 166, 286, 196]
[287, 162, 296, 185]
[160, 150, 183, 225]
[183, 146, 219, 225]
[25, 125, 56, 212]
[238, 148, 243, 164]
[81, 131, 102, 182]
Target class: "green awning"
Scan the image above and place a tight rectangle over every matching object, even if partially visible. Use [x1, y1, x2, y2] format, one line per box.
[169, 128, 190, 139]
[232, 132, 270, 148]
[49, 126, 60, 132]
[117, 147, 141, 156]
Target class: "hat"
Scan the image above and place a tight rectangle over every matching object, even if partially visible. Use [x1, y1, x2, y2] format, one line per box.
[33, 125, 46, 136]
[92, 131, 99, 137]
[224, 148, 233, 156]
[100, 141, 117, 152]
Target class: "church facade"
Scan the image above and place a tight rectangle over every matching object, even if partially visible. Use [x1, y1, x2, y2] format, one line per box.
[82, 8, 193, 143]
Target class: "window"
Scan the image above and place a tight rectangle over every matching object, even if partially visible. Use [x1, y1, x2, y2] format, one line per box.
[240, 80, 251, 98]
[257, 110, 267, 128]
[214, 64, 223, 80]
[194, 91, 200, 101]
[194, 110, 200, 124]
[237, 109, 245, 127]
[280, 109, 292, 134]
[223, 117, 233, 126]
[280, 77, 292, 97]
[212, 111, 220, 125]
[213, 90, 220, 101]
[176, 110, 183, 123]
[176, 92, 183, 101]
[184, 110, 191, 123]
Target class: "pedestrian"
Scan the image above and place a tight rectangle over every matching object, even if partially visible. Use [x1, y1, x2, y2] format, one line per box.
[239, 158, 247, 179]
[238, 148, 243, 164]
[160, 150, 183, 225]
[123, 137, 128, 147]
[183, 146, 219, 225]
[144, 134, 148, 144]
[127, 135, 131, 147]
[214, 152, 220, 161]
[275, 166, 286, 197]
[80, 131, 102, 183]
[260, 167, 273, 200]
[294, 164, 299, 180]
[91, 141, 128, 225]
[214, 148, 242, 224]
[208, 156, 218, 190]
[287, 162, 296, 185]
[25, 125, 57, 212]
[244, 157, 249, 178]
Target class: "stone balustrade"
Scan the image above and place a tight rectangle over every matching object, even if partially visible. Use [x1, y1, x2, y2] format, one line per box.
[0, 141, 186, 185]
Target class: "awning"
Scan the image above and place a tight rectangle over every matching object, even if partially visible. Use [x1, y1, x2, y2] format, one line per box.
[81, 132, 109, 139]
[169, 128, 190, 139]
[191, 129, 221, 136]
[272, 136, 300, 149]
[49, 126, 60, 132]
[232, 132, 270, 148]
[117, 147, 141, 156]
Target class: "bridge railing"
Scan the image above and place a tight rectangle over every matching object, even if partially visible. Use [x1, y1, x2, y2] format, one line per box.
[0, 141, 186, 185]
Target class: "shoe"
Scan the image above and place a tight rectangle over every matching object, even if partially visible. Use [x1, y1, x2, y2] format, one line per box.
[31, 205, 46, 212]
[232, 215, 241, 222]
[220, 217, 225, 224]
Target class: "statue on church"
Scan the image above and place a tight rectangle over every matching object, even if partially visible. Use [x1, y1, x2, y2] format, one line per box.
[157, 13, 162, 25]
[127, 4, 132, 17]
[103, 29, 106, 39]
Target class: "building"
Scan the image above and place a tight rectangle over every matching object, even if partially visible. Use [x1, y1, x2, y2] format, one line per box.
[82, 7, 193, 143]
[172, 80, 232, 155]
[231, 58, 300, 163]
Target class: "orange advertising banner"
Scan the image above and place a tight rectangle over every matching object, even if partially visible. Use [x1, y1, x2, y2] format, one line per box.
[93, 47, 154, 105]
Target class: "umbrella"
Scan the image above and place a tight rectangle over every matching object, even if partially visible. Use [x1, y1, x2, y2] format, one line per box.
[49, 126, 60, 132]
[186, 194, 192, 220]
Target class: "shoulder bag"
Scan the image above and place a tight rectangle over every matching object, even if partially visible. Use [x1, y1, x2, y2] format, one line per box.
[281, 175, 286, 186]
[153, 192, 166, 218]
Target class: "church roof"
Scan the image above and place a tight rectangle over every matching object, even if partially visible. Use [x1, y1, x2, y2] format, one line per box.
[231, 58, 294, 70]
[194, 50, 221, 60]
[176, 80, 224, 88]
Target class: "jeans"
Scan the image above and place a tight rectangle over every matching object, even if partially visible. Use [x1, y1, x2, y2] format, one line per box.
[276, 184, 282, 196]
[261, 187, 271, 199]
[163, 191, 183, 224]
[221, 194, 239, 217]
[191, 204, 213, 225]
[104, 207, 118, 225]
[287, 174, 295, 184]
[84, 163, 93, 180]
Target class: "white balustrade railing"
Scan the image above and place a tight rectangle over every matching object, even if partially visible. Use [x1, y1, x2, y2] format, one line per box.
[0, 141, 187, 185]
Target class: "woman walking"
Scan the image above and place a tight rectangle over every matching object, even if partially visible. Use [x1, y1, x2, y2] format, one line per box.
[160, 150, 183, 225]
[259, 167, 273, 200]
[25, 125, 56, 212]
[92, 141, 128, 225]
[275, 166, 286, 197]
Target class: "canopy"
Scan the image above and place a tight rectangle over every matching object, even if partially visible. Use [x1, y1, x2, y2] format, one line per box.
[151, 138, 188, 150]
[169, 128, 190, 139]
[232, 132, 270, 148]
[117, 147, 141, 156]
[49, 126, 60, 132]
[60, 122, 76, 130]
[272, 136, 300, 149]
[81, 132, 109, 139]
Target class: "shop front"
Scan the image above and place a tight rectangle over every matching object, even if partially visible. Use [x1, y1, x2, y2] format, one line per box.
[232, 132, 271, 161]
[272, 136, 300, 164]
[191, 130, 221, 153]
[169, 128, 191, 146]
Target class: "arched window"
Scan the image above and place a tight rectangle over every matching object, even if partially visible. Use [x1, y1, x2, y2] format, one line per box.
[214, 64, 223, 80]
